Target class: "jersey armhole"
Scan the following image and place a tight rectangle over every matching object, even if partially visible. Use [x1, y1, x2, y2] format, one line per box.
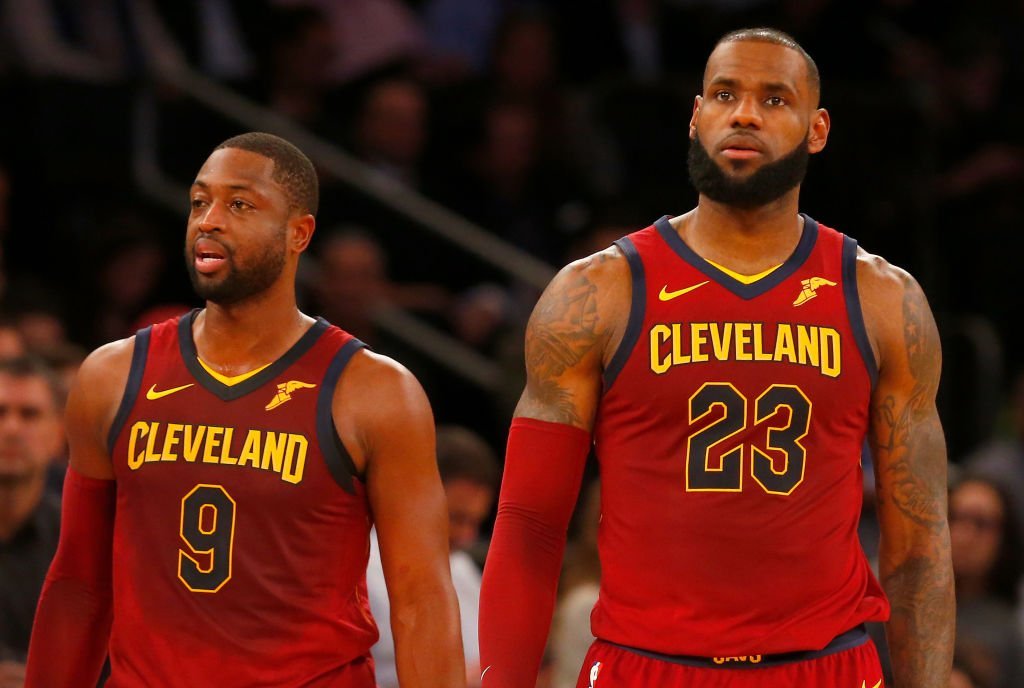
[603, 237, 646, 392]
[106, 326, 152, 455]
[316, 338, 367, 494]
[842, 236, 879, 388]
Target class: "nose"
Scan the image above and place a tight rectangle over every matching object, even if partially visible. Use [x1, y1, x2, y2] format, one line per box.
[197, 202, 226, 233]
[730, 94, 762, 129]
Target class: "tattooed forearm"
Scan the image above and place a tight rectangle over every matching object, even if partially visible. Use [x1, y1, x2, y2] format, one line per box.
[883, 551, 955, 687]
[871, 272, 953, 688]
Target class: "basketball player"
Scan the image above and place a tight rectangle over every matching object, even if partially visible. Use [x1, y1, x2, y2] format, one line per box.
[479, 29, 954, 687]
[26, 133, 465, 687]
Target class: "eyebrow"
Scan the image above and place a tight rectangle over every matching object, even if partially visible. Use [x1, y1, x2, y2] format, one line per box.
[707, 77, 798, 96]
[190, 180, 262, 194]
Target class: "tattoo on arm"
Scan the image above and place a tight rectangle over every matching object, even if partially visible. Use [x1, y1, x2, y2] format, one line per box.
[873, 280, 946, 529]
[519, 260, 605, 426]
[871, 275, 954, 687]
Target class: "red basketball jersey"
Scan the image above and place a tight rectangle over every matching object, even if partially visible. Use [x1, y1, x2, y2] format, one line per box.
[106, 312, 377, 686]
[591, 215, 889, 656]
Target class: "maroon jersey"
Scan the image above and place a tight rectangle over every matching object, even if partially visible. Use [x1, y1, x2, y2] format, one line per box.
[106, 311, 377, 686]
[591, 216, 888, 656]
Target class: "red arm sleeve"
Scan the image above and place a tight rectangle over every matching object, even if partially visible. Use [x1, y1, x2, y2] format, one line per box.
[479, 417, 591, 687]
[25, 467, 115, 687]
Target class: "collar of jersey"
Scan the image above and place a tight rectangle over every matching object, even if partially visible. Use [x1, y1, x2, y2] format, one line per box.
[177, 308, 329, 401]
[653, 213, 818, 300]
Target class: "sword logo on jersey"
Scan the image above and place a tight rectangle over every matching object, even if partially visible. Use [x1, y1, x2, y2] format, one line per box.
[793, 276, 837, 307]
[265, 380, 317, 410]
[659, 280, 709, 301]
[860, 680, 883, 688]
[588, 661, 602, 688]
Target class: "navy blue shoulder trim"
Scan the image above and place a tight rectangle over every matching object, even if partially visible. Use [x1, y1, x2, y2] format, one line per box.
[603, 237, 646, 391]
[842, 235, 878, 387]
[107, 326, 152, 455]
[316, 338, 367, 494]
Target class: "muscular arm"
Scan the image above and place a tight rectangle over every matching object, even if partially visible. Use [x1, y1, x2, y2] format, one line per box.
[860, 254, 954, 687]
[335, 351, 464, 688]
[479, 249, 629, 687]
[26, 339, 132, 687]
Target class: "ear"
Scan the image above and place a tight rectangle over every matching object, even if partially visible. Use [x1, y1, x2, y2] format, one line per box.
[808, 108, 830, 154]
[289, 213, 316, 253]
[689, 95, 702, 140]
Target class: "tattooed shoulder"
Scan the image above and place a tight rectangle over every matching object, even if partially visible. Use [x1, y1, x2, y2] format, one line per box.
[863, 252, 946, 530]
[517, 247, 629, 426]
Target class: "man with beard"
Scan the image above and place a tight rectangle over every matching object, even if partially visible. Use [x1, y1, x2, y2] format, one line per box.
[479, 28, 953, 688]
[26, 133, 465, 687]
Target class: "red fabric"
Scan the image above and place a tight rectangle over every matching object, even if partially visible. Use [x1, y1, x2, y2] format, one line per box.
[103, 315, 377, 685]
[573, 637, 884, 688]
[591, 217, 888, 655]
[479, 418, 591, 688]
[26, 467, 116, 687]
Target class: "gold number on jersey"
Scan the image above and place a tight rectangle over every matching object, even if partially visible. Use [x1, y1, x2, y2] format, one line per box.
[686, 383, 811, 495]
[178, 484, 236, 593]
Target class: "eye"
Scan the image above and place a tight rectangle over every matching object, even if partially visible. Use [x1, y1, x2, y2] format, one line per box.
[714, 90, 734, 102]
[765, 95, 786, 106]
[190, 197, 208, 210]
[230, 199, 252, 210]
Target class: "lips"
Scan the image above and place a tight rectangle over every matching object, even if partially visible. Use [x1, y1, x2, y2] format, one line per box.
[193, 238, 228, 274]
[720, 136, 765, 159]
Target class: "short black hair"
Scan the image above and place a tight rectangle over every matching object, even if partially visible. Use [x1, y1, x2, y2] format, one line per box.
[436, 425, 500, 490]
[0, 355, 65, 410]
[214, 132, 319, 215]
[711, 28, 821, 105]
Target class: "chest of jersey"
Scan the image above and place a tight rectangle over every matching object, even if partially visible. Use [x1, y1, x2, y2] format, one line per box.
[590, 216, 885, 654]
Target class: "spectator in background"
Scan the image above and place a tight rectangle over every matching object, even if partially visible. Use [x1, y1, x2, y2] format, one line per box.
[949, 474, 1024, 688]
[272, 0, 426, 85]
[310, 229, 394, 346]
[367, 425, 499, 688]
[966, 370, 1024, 538]
[0, 321, 25, 360]
[349, 76, 431, 190]
[0, 357, 64, 673]
[256, 4, 340, 136]
[2, 0, 184, 82]
[73, 213, 169, 348]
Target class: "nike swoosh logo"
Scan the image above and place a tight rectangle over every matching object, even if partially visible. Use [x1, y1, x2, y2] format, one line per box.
[659, 280, 710, 301]
[146, 383, 194, 400]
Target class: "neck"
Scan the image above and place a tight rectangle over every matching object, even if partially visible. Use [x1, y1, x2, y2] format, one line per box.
[0, 474, 45, 543]
[195, 283, 313, 373]
[674, 190, 804, 272]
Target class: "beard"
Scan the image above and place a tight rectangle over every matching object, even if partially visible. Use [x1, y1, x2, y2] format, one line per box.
[185, 235, 287, 306]
[687, 134, 810, 209]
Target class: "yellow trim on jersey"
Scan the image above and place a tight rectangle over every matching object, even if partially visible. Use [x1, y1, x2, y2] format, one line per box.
[198, 358, 271, 386]
[705, 259, 782, 285]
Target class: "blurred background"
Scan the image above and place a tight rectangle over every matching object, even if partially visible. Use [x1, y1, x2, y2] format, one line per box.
[0, 1, 1022, 687]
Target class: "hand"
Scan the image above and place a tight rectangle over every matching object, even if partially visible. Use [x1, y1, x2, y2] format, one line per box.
[0, 661, 26, 688]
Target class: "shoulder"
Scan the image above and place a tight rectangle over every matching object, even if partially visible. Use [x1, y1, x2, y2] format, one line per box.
[331, 348, 432, 457]
[335, 348, 426, 404]
[527, 245, 631, 346]
[854, 246, 939, 375]
[70, 336, 139, 417]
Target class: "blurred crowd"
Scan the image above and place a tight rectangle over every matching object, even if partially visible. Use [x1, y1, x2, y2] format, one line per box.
[1, 1, 1023, 687]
